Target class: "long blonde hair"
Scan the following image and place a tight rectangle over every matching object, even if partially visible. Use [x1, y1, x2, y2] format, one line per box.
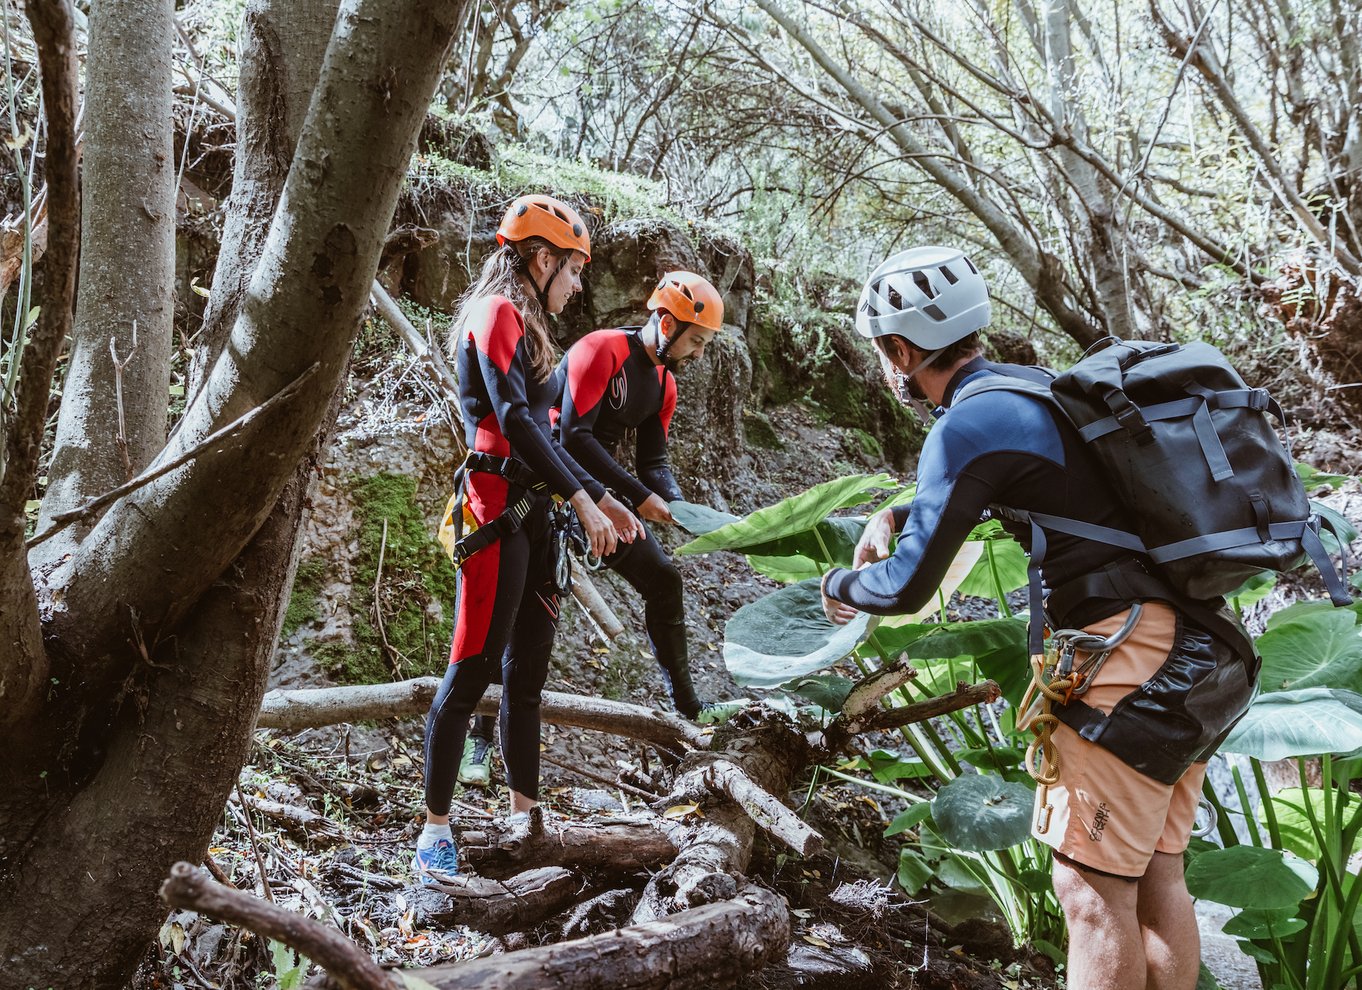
[451, 238, 564, 382]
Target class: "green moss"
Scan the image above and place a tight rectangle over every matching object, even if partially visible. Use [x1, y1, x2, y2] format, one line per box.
[847, 428, 884, 461]
[743, 409, 784, 450]
[327, 472, 459, 685]
[281, 557, 327, 638]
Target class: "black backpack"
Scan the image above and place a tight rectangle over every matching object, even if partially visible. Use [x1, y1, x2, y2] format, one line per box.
[955, 337, 1352, 636]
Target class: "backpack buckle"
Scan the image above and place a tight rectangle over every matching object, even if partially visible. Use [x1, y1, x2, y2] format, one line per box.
[1103, 389, 1153, 444]
[1247, 388, 1270, 411]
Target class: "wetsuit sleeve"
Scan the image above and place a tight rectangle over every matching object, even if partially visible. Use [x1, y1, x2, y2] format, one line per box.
[636, 373, 682, 502]
[558, 333, 653, 505]
[472, 300, 587, 500]
[823, 416, 1038, 614]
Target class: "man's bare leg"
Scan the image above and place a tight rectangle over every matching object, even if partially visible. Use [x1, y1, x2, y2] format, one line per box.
[1053, 855, 1146, 990]
[1136, 850, 1200, 990]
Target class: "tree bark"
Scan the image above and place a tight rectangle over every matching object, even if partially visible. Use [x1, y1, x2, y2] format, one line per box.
[0, 0, 79, 730]
[410, 867, 583, 935]
[460, 808, 681, 878]
[0, 1, 467, 985]
[34, 0, 177, 567]
[187, 0, 343, 398]
[38, 0, 464, 683]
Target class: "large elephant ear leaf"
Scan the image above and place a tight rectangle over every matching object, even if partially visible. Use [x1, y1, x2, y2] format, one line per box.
[745, 517, 869, 582]
[1184, 846, 1318, 910]
[724, 579, 874, 688]
[677, 473, 895, 556]
[1220, 688, 1362, 760]
[1256, 606, 1362, 694]
[930, 773, 1034, 852]
[669, 500, 740, 535]
[954, 522, 1029, 599]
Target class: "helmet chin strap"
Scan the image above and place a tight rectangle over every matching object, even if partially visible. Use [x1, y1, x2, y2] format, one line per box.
[655, 314, 688, 366]
[527, 253, 570, 313]
[882, 344, 948, 424]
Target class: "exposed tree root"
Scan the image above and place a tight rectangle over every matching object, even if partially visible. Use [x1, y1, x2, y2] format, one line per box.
[458, 806, 681, 878]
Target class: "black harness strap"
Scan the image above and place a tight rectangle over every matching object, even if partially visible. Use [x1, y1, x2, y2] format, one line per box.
[451, 452, 548, 567]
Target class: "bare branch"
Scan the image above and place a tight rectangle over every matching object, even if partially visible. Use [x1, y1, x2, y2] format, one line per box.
[703, 759, 823, 856]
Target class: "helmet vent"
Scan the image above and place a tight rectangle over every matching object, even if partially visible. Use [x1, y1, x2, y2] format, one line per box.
[964, 257, 978, 275]
[887, 286, 904, 311]
[922, 303, 948, 321]
[939, 265, 958, 285]
[912, 271, 936, 298]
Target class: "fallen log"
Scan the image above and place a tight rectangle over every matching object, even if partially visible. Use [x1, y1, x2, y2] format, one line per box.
[256, 680, 706, 754]
[230, 793, 349, 847]
[459, 807, 680, 879]
[407, 867, 581, 936]
[403, 882, 788, 990]
[702, 758, 823, 857]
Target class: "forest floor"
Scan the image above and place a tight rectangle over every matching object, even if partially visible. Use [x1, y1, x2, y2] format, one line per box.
[134, 394, 1359, 989]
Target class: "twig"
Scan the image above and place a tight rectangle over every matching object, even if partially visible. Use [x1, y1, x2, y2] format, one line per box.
[235, 782, 274, 904]
[371, 517, 402, 677]
[109, 321, 139, 481]
[27, 362, 319, 548]
[203, 851, 237, 889]
[538, 751, 658, 802]
[160, 862, 401, 990]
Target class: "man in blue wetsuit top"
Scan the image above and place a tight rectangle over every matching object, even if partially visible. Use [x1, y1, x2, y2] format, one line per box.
[819, 246, 1256, 990]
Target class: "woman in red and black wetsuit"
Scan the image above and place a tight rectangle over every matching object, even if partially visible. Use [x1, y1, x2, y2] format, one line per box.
[414, 195, 643, 883]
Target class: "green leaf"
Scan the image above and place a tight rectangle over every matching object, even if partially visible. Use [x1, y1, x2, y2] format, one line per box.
[723, 579, 873, 688]
[896, 847, 936, 893]
[781, 674, 855, 712]
[1032, 939, 1066, 966]
[745, 554, 821, 584]
[1311, 498, 1359, 555]
[865, 617, 1030, 708]
[957, 745, 1025, 772]
[955, 522, 1029, 599]
[1195, 962, 1224, 990]
[1227, 571, 1277, 609]
[677, 473, 894, 555]
[885, 802, 933, 837]
[1184, 846, 1318, 909]
[930, 773, 1034, 852]
[746, 516, 867, 565]
[669, 500, 739, 535]
[1220, 688, 1362, 760]
[1256, 607, 1362, 693]
[1295, 462, 1353, 492]
[1018, 868, 1054, 895]
[1221, 908, 1307, 940]
[1262, 786, 1362, 861]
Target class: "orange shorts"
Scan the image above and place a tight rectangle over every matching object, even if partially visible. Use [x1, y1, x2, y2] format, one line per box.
[1031, 603, 1207, 879]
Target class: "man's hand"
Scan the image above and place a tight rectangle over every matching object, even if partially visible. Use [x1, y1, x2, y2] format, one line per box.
[854, 508, 896, 567]
[637, 492, 676, 525]
[821, 573, 859, 626]
[599, 492, 646, 544]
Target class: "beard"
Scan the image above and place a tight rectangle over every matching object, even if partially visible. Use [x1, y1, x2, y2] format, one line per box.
[878, 351, 926, 404]
[665, 353, 694, 375]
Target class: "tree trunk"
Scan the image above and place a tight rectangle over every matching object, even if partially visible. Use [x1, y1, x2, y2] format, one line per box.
[34, 0, 176, 567]
[0, 0, 466, 984]
[187, 0, 342, 398]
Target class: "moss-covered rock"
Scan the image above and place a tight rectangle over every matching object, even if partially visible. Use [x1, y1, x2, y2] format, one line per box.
[281, 557, 327, 638]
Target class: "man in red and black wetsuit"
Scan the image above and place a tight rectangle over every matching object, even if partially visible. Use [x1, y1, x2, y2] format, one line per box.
[553, 271, 725, 718]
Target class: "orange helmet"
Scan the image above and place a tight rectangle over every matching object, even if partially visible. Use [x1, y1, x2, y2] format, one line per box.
[647, 271, 724, 331]
[497, 194, 591, 261]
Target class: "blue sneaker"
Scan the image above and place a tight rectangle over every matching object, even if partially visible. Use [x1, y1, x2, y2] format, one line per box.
[412, 837, 459, 884]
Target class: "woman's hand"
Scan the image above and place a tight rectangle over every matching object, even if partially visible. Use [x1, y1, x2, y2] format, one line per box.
[570, 491, 619, 558]
[599, 492, 646, 544]
[637, 492, 676, 525]
[821, 573, 859, 626]
[853, 508, 896, 568]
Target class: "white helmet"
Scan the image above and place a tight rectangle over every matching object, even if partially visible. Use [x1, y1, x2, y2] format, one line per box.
[855, 246, 991, 349]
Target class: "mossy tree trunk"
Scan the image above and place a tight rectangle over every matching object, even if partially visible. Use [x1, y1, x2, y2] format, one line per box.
[0, 1, 466, 985]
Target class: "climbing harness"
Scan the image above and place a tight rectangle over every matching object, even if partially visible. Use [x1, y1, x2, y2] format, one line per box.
[438, 451, 548, 568]
[1020, 603, 1145, 835]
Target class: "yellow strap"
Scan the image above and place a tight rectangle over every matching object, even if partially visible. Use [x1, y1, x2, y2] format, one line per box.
[436, 492, 479, 563]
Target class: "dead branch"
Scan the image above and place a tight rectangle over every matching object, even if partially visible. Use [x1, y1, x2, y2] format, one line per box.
[405, 882, 788, 990]
[703, 759, 823, 857]
[228, 792, 349, 848]
[256, 680, 708, 754]
[822, 680, 1000, 753]
[160, 862, 402, 990]
[25, 363, 321, 549]
[839, 657, 918, 720]
[408, 866, 581, 935]
[460, 806, 679, 879]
